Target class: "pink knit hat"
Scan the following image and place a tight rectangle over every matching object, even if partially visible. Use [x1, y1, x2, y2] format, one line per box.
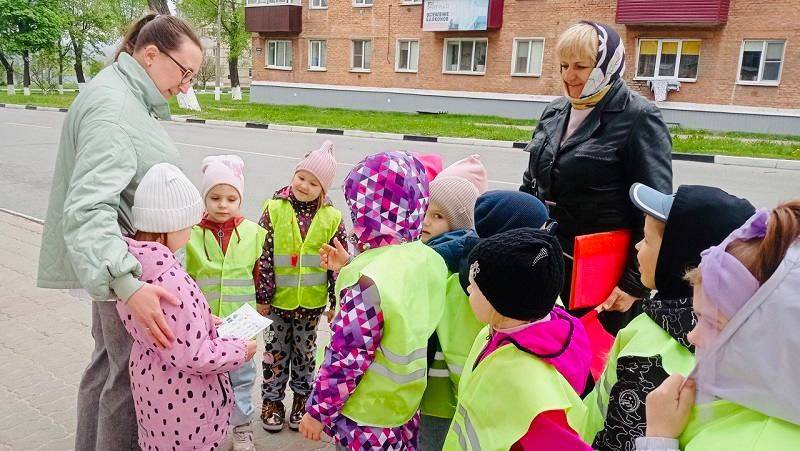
[412, 153, 444, 183]
[201, 155, 245, 200]
[295, 140, 337, 192]
[438, 154, 489, 194]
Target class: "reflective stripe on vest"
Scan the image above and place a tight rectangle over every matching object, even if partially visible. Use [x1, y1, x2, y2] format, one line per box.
[335, 241, 447, 428]
[444, 324, 587, 451]
[185, 220, 267, 318]
[266, 199, 341, 311]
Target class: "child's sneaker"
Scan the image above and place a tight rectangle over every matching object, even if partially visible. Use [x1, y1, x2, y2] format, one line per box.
[232, 422, 255, 451]
[288, 394, 309, 430]
[261, 401, 285, 432]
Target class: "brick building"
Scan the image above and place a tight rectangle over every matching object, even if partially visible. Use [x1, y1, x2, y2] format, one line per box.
[244, 0, 800, 133]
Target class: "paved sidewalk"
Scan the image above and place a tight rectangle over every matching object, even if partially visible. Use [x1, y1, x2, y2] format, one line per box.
[0, 211, 334, 450]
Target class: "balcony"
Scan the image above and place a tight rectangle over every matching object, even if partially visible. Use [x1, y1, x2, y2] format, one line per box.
[616, 0, 730, 26]
[245, 0, 302, 35]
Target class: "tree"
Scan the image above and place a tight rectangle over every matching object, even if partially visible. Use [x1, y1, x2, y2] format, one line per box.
[0, 0, 63, 94]
[194, 52, 215, 90]
[148, 0, 169, 14]
[0, 49, 14, 91]
[29, 46, 60, 93]
[179, 0, 249, 98]
[60, 0, 118, 85]
[113, 0, 148, 34]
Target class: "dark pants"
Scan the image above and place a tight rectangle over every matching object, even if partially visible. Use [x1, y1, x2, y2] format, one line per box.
[75, 301, 139, 451]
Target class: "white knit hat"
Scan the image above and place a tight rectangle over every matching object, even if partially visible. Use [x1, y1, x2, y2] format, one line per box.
[133, 163, 204, 233]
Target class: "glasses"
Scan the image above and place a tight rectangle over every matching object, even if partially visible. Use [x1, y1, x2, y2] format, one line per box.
[160, 48, 195, 85]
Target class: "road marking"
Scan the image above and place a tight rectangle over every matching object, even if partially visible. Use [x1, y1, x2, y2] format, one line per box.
[5, 122, 52, 129]
[177, 141, 518, 186]
[0, 208, 44, 224]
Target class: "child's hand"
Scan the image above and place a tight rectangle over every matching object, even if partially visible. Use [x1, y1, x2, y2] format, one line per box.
[599, 286, 639, 312]
[211, 314, 223, 326]
[645, 374, 696, 439]
[244, 340, 257, 361]
[324, 309, 335, 323]
[257, 304, 270, 317]
[319, 238, 351, 272]
[299, 413, 324, 441]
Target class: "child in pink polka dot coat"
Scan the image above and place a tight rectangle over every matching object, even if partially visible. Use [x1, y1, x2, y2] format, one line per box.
[115, 163, 257, 450]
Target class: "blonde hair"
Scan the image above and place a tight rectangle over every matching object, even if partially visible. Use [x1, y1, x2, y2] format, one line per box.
[556, 23, 598, 64]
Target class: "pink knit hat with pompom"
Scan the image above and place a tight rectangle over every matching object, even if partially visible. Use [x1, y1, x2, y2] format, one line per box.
[437, 154, 489, 194]
[295, 140, 337, 192]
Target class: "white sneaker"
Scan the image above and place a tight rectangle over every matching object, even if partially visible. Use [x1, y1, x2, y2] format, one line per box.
[232, 423, 255, 451]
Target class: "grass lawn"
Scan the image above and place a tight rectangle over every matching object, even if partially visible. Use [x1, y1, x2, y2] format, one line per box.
[2, 90, 799, 160]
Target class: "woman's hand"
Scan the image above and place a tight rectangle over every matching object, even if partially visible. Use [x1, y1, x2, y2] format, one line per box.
[127, 283, 180, 348]
[257, 304, 270, 317]
[598, 286, 639, 312]
[299, 413, 324, 441]
[244, 340, 257, 361]
[645, 374, 696, 439]
[319, 238, 351, 272]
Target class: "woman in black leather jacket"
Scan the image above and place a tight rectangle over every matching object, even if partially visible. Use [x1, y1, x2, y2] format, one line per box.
[520, 21, 673, 334]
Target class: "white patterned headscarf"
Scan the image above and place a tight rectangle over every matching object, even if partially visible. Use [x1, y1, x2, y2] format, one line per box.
[578, 21, 626, 99]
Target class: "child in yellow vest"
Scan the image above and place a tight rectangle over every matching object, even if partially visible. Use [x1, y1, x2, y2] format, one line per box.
[256, 140, 347, 433]
[418, 155, 488, 450]
[444, 228, 592, 451]
[639, 202, 800, 450]
[185, 155, 268, 451]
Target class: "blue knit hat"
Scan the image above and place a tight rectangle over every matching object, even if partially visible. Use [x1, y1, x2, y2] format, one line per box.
[475, 190, 550, 237]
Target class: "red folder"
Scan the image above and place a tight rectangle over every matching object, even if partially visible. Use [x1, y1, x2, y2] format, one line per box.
[580, 309, 616, 381]
[568, 229, 632, 310]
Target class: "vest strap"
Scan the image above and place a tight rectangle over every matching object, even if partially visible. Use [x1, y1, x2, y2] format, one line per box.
[458, 405, 482, 450]
[275, 272, 328, 287]
[428, 368, 450, 378]
[196, 278, 255, 288]
[381, 346, 428, 365]
[274, 254, 323, 267]
[370, 362, 427, 385]
[205, 294, 255, 304]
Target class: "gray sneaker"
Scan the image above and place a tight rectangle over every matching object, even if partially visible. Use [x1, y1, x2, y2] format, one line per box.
[232, 422, 255, 451]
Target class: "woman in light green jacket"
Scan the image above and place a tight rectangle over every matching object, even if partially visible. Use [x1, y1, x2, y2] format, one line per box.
[37, 13, 202, 450]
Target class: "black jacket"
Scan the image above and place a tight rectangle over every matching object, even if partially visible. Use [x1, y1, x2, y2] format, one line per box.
[521, 79, 673, 298]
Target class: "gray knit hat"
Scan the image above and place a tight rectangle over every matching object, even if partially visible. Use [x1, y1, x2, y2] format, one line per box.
[429, 176, 480, 230]
[133, 163, 204, 233]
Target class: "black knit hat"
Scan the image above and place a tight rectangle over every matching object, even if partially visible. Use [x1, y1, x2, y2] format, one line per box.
[467, 228, 565, 321]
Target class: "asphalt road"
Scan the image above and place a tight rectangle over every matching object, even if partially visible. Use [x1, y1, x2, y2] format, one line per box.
[1, 107, 797, 222]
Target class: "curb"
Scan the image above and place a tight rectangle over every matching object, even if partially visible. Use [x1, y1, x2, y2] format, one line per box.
[4, 102, 798, 171]
[0, 208, 44, 225]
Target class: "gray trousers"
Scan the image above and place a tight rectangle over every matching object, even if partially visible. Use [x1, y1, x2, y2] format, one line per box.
[261, 312, 318, 402]
[75, 301, 139, 451]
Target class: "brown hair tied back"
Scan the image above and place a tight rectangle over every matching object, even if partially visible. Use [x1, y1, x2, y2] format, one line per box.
[115, 13, 201, 61]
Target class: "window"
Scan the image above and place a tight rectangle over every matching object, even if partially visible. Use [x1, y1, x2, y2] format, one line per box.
[267, 40, 292, 69]
[353, 0, 373, 6]
[635, 39, 700, 81]
[310, 0, 327, 8]
[738, 40, 785, 85]
[443, 39, 487, 75]
[511, 38, 544, 76]
[308, 40, 326, 70]
[352, 40, 372, 71]
[396, 39, 420, 72]
[401, 0, 422, 4]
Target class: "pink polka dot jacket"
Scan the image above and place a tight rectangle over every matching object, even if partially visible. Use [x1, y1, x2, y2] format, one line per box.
[116, 238, 249, 450]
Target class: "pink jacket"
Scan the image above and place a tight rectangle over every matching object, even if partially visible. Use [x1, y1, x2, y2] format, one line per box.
[477, 307, 593, 451]
[116, 238, 248, 450]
